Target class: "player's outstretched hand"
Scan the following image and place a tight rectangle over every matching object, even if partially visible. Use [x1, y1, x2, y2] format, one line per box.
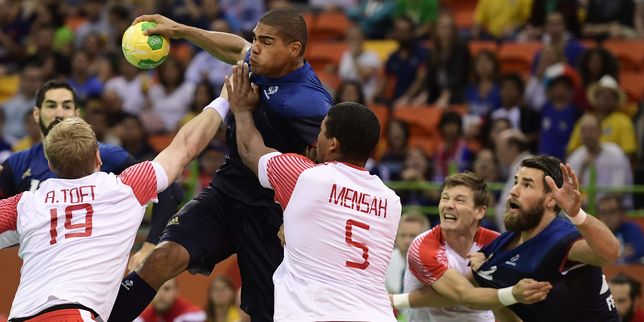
[467, 252, 486, 272]
[132, 14, 184, 39]
[226, 61, 260, 114]
[545, 163, 582, 218]
[512, 278, 552, 304]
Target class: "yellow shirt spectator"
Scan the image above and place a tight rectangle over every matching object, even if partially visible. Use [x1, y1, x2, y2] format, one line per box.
[474, 0, 533, 38]
[566, 111, 637, 156]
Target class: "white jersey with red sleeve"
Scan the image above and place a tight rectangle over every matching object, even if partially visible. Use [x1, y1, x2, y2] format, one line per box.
[7, 161, 168, 321]
[258, 152, 401, 322]
[403, 226, 499, 322]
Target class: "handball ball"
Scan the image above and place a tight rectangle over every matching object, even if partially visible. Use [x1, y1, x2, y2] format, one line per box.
[121, 21, 170, 69]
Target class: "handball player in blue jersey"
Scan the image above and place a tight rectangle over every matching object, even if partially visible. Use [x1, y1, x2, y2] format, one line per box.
[0, 80, 182, 255]
[109, 8, 333, 322]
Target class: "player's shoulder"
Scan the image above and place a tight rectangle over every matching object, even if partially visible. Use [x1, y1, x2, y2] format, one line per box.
[476, 227, 501, 246]
[411, 226, 442, 250]
[280, 86, 332, 118]
[5, 143, 42, 169]
[98, 142, 127, 154]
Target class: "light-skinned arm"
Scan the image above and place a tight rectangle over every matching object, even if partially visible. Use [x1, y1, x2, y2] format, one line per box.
[546, 163, 621, 266]
[132, 14, 251, 64]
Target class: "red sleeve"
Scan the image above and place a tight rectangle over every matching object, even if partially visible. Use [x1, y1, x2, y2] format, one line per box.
[119, 161, 158, 206]
[407, 227, 449, 286]
[0, 193, 22, 233]
[266, 153, 316, 209]
[475, 227, 500, 247]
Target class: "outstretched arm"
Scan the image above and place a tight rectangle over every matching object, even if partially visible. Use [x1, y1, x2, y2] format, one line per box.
[547, 163, 621, 266]
[153, 86, 229, 184]
[395, 269, 551, 310]
[226, 61, 276, 177]
[132, 14, 251, 64]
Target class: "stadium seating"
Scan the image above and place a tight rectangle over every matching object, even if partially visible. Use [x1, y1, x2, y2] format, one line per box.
[305, 42, 347, 73]
[620, 72, 644, 103]
[603, 40, 644, 72]
[498, 42, 542, 77]
[468, 40, 498, 56]
[310, 11, 352, 42]
[393, 106, 444, 157]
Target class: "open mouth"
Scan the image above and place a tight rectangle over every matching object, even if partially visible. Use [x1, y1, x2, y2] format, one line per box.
[443, 213, 457, 222]
[507, 199, 521, 211]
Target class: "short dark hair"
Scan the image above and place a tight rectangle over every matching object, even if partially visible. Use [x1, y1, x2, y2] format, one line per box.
[259, 8, 308, 56]
[501, 73, 525, 93]
[438, 111, 463, 134]
[521, 155, 564, 211]
[611, 273, 642, 301]
[36, 80, 78, 109]
[441, 172, 489, 208]
[325, 102, 380, 162]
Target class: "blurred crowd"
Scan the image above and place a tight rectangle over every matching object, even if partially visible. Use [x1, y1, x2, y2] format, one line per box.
[0, 0, 643, 269]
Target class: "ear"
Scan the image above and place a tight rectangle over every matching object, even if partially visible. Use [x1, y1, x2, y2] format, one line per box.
[545, 192, 557, 211]
[474, 206, 487, 221]
[289, 41, 302, 58]
[95, 149, 103, 170]
[74, 107, 81, 117]
[329, 137, 340, 155]
[32, 106, 40, 124]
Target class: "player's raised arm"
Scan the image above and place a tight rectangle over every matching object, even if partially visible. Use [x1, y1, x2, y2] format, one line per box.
[393, 270, 552, 310]
[226, 61, 277, 176]
[132, 14, 250, 64]
[153, 84, 230, 184]
[547, 163, 621, 266]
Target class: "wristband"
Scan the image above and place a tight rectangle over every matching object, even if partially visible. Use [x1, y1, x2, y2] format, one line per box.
[498, 287, 518, 306]
[203, 97, 230, 119]
[392, 293, 410, 309]
[565, 208, 588, 226]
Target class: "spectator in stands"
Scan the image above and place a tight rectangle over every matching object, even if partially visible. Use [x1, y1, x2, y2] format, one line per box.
[180, 81, 217, 128]
[567, 114, 633, 209]
[135, 279, 207, 322]
[393, 0, 439, 38]
[106, 3, 132, 53]
[577, 48, 620, 110]
[84, 98, 120, 145]
[12, 111, 41, 152]
[181, 0, 241, 33]
[338, 26, 381, 103]
[583, 0, 638, 39]
[399, 147, 434, 207]
[432, 111, 475, 182]
[520, 2, 581, 40]
[104, 56, 148, 115]
[525, 43, 565, 111]
[0, 110, 13, 164]
[310, 0, 358, 11]
[636, 0, 644, 37]
[398, 12, 470, 108]
[529, 11, 585, 73]
[473, 148, 501, 218]
[380, 119, 410, 181]
[334, 80, 366, 105]
[380, 16, 428, 104]
[538, 64, 582, 160]
[347, 0, 396, 39]
[464, 50, 501, 118]
[489, 74, 541, 147]
[597, 196, 644, 264]
[0, 0, 30, 70]
[74, 0, 112, 49]
[67, 49, 104, 105]
[219, 0, 265, 35]
[484, 117, 512, 150]
[116, 113, 157, 162]
[494, 129, 532, 232]
[2, 63, 43, 142]
[204, 276, 243, 322]
[385, 212, 430, 294]
[185, 19, 234, 97]
[23, 24, 71, 80]
[610, 273, 644, 322]
[472, 0, 532, 40]
[566, 75, 637, 159]
[146, 57, 196, 133]
[194, 145, 227, 194]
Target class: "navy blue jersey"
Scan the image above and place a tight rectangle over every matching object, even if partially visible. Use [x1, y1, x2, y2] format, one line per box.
[0, 142, 133, 198]
[474, 217, 619, 322]
[212, 53, 332, 207]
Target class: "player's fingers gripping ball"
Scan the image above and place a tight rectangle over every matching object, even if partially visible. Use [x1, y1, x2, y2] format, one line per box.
[122, 21, 170, 69]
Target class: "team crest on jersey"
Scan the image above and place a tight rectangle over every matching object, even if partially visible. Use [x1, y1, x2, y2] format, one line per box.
[167, 216, 179, 226]
[263, 86, 279, 99]
[505, 254, 520, 266]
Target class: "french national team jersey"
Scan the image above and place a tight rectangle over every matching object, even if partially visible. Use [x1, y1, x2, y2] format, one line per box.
[473, 217, 620, 322]
[0, 161, 167, 321]
[404, 225, 499, 322]
[212, 52, 332, 213]
[258, 152, 401, 322]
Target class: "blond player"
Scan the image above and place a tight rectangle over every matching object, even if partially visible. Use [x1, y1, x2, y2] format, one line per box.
[0, 87, 230, 321]
[226, 62, 401, 321]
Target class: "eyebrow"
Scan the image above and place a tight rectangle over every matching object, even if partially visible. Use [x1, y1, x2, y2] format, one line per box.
[44, 99, 74, 104]
[515, 176, 535, 184]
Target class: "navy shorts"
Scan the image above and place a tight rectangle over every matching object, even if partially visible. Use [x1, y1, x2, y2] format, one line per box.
[160, 186, 283, 322]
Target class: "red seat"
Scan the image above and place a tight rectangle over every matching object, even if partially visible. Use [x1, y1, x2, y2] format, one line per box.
[603, 40, 644, 72]
[498, 42, 542, 75]
[310, 11, 352, 41]
[468, 41, 497, 57]
[393, 106, 444, 157]
[620, 72, 644, 102]
[305, 42, 347, 72]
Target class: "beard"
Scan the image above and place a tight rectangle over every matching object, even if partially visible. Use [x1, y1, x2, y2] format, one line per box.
[504, 197, 546, 232]
[40, 116, 64, 137]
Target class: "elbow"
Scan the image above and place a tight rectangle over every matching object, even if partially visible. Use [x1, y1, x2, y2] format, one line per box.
[603, 246, 621, 265]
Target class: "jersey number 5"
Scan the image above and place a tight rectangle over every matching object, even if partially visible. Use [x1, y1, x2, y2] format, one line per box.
[345, 219, 370, 270]
[49, 204, 94, 245]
